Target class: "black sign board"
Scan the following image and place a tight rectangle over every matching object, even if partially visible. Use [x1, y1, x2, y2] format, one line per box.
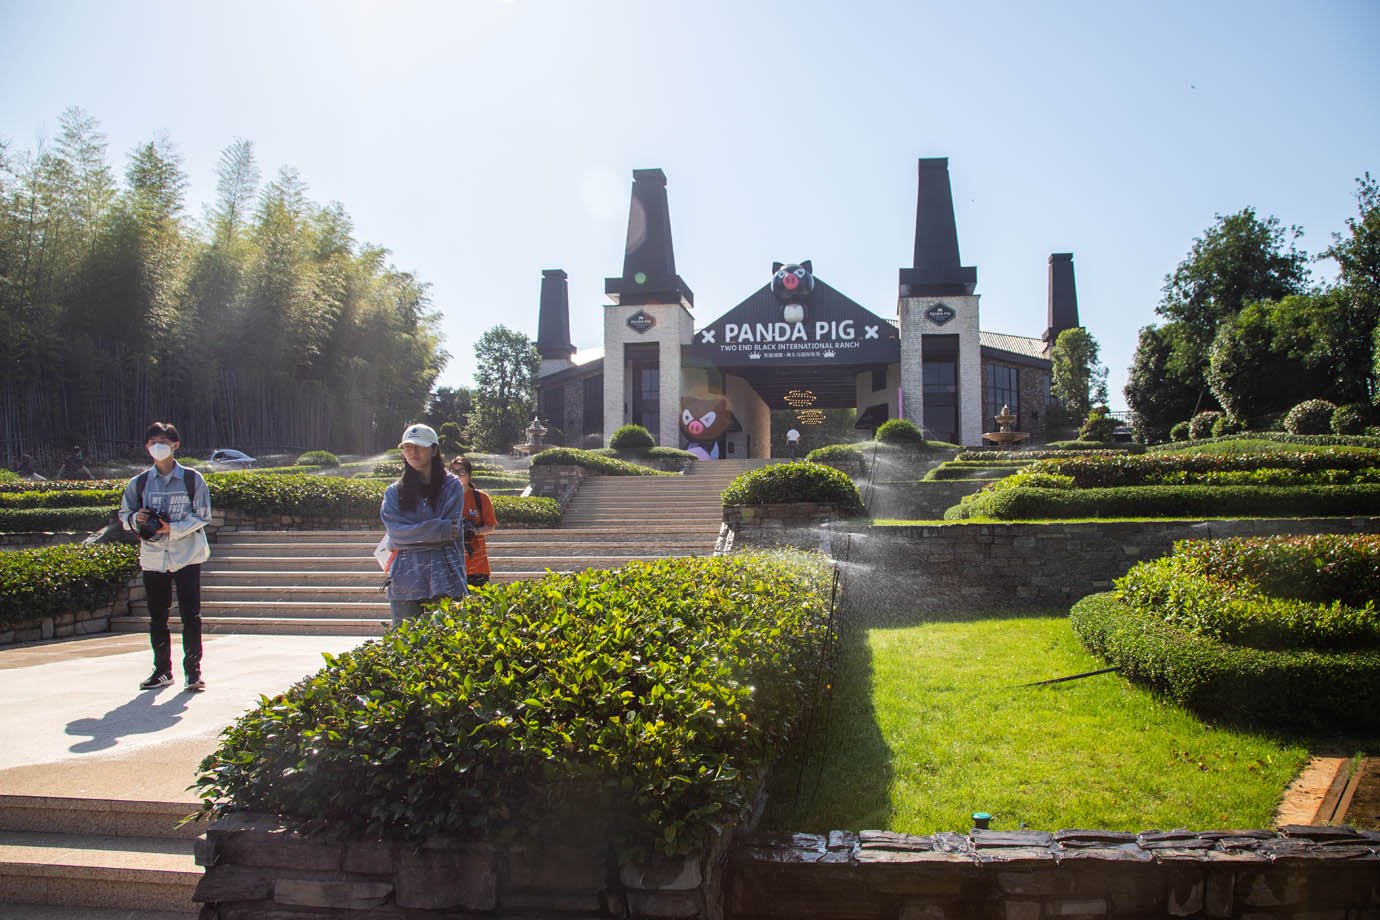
[690, 279, 899, 368]
[626, 310, 656, 334]
[925, 302, 956, 326]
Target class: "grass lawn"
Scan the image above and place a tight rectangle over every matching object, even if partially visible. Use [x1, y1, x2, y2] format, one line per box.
[763, 612, 1315, 835]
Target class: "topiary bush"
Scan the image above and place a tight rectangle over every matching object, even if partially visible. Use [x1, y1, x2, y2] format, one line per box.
[1284, 399, 1337, 435]
[1187, 410, 1222, 440]
[874, 418, 925, 446]
[805, 443, 866, 464]
[295, 450, 341, 468]
[1332, 403, 1369, 435]
[491, 495, 559, 526]
[530, 447, 676, 477]
[1, 543, 139, 627]
[721, 462, 864, 516]
[193, 553, 833, 856]
[1169, 421, 1190, 442]
[1071, 535, 1380, 730]
[608, 424, 655, 451]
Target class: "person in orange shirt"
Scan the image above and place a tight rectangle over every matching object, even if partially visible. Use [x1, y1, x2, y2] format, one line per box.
[450, 456, 498, 587]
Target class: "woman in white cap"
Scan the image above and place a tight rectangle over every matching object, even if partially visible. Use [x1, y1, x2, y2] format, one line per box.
[379, 423, 467, 626]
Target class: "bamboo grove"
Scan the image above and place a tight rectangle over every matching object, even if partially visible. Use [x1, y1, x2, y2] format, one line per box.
[0, 109, 448, 466]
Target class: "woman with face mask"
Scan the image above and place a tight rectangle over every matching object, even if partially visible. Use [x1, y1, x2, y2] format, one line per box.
[120, 421, 212, 692]
[379, 423, 468, 627]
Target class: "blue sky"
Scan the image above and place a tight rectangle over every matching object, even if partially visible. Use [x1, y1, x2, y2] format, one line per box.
[4, 0, 1377, 410]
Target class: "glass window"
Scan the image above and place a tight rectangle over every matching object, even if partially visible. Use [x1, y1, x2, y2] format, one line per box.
[985, 364, 1019, 428]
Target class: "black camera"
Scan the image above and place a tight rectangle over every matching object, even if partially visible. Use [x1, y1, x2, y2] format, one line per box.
[137, 509, 168, 540]
[462, 519, 477, 556]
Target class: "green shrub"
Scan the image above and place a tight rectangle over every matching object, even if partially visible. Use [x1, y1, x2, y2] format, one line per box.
[530, 447, 675, 477]
[1115, 557, 1378, 650]
[1044, 440, 1145, 453]
[1147, 431, 1380, 452]
[1210, 414, 1245, 438]
[1285, 399, 1337, 435]
[874, 418, 925, 446]
[295, 450, 341, 468]
[1171, 534, 1380, 609]
[193, 554, 832, 855]
[372, 460, 403, 477]
[805, 443, 866, 467]
[0, 543, 139, 627]
[0, 506, 118, 532]
[0, 468, 20, 483]
[1332, 403, 1369, 435]
[608, 424, 655, 451]
[0, 488, 122, 509]
[1070, 592, 1380, 731]
[1012, 449, 1379, 489]
[1188, 411, 1222, 440]
[722, 462, 864, 516]
[945, 483, 1380, 520]
[1169, 421, 1190, 442]
[0, 479, 122, 493]
[438, 422, 467, 455]
[491, 495, 559, 526]
[1078, 407, 1118, 442]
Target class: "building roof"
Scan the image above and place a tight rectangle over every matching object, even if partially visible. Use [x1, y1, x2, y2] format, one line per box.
[980, 331, 1051, 367]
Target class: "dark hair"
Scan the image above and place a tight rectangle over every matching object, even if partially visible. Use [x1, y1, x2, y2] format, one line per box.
[397, 447, 447, 512]
[143, 421, 180, 443]
[453, 457, 474, 476]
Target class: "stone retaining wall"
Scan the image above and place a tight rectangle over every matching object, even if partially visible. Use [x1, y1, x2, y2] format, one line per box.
[194, 812, 736, 920]
[723, 504, 843, 552]
[527, 463, 590, 506]
[727, 826, 1380, 919]
[0, 583, 130, 646]
[838, 517, 1380, 612]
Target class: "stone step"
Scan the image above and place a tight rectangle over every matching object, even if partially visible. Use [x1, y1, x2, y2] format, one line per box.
[0, 797, 201, 916]
[0, 797, 200, 841]
[112, 615, 384, 637]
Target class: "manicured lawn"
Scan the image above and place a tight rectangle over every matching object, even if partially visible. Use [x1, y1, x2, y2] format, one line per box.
[763, 613, 1312, 835]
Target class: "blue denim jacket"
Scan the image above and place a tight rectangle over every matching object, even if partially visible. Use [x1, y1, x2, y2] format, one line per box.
[380, 473, 467, 602]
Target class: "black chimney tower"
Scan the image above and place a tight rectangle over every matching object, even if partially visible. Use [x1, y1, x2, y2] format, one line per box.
[536, 269, 575, 361]
[1043, 253, 1080, 348]
[604, 168, 694, 307]
[899, 158, 977, 297]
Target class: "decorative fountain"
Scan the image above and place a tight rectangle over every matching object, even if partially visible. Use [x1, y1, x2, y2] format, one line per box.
[513, 416, 550, 457]
[981, 404, 1030, 448]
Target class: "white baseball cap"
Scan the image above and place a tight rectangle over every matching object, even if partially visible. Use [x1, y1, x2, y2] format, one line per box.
[399, 423, 439, 448]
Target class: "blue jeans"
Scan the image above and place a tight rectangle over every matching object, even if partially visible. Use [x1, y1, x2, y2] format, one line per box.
[389, 598, 426, 628]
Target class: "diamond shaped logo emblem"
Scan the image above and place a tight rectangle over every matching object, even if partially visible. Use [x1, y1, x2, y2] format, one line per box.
[627, 310, 656, 334]
[925, 302, 956, 326]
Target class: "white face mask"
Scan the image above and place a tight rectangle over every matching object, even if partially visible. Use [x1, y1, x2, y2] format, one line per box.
[148, 443, 174, 462]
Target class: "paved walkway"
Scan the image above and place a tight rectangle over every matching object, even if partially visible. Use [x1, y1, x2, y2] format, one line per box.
[0, 633, 366, 803]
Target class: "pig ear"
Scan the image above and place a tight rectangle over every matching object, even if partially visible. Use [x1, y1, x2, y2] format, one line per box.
[772, 261, 784, 274]
[800, 260, 812, 273]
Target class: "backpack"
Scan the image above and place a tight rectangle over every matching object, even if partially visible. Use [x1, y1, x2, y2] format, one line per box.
[85, 468, 201, 546]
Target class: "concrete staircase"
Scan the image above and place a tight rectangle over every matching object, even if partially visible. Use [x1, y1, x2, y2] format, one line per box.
[0, 795, 200, 917]
[112, 460, 769, 637]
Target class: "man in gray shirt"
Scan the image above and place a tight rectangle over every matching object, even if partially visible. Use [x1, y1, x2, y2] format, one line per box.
[119, 422, 212, 692]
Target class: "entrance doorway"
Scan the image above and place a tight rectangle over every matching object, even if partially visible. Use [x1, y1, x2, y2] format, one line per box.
[922, 335, 958, 443]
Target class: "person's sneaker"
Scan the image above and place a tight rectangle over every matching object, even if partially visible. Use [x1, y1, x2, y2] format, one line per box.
[139, 671, 173, 690]
[184, 671, 206, 692]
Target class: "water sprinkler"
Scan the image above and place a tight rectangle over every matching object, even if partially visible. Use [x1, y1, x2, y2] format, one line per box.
[971, 812, 992, 830]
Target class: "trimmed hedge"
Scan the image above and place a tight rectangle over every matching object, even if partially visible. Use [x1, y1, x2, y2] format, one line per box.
[1172, 534, 1380, 609]
[193, 553, 832, 856]
[0, 506, 116, 532]
[1002, 450, 1380, 489]
[875, 418, 925, 446]
[530, 447, 677, 476]
[294, 450, 341, 467]
[0, 488, 121, 508]
[722, 462, 865, 516]
[491, 495, 560, 526]
[0, 479, 122, 493]
[1285, 399, 1337, 435]
[945, 483, 1380, 520]
[1148, 432, 1380, 452]
[608, 424, 655, 451]
[0, 543, 139, 627]
[1070, 592, 1380, 730]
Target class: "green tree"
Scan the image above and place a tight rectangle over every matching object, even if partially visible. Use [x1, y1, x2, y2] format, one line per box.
[1124, 323, 1204, 443]
[1322, 174, 1380, 406]
[469, 326, 540, 453]
[1158, 208, 1310, 388]
[426, 385, 473, 429]
[1049, 327, 1107, 425]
